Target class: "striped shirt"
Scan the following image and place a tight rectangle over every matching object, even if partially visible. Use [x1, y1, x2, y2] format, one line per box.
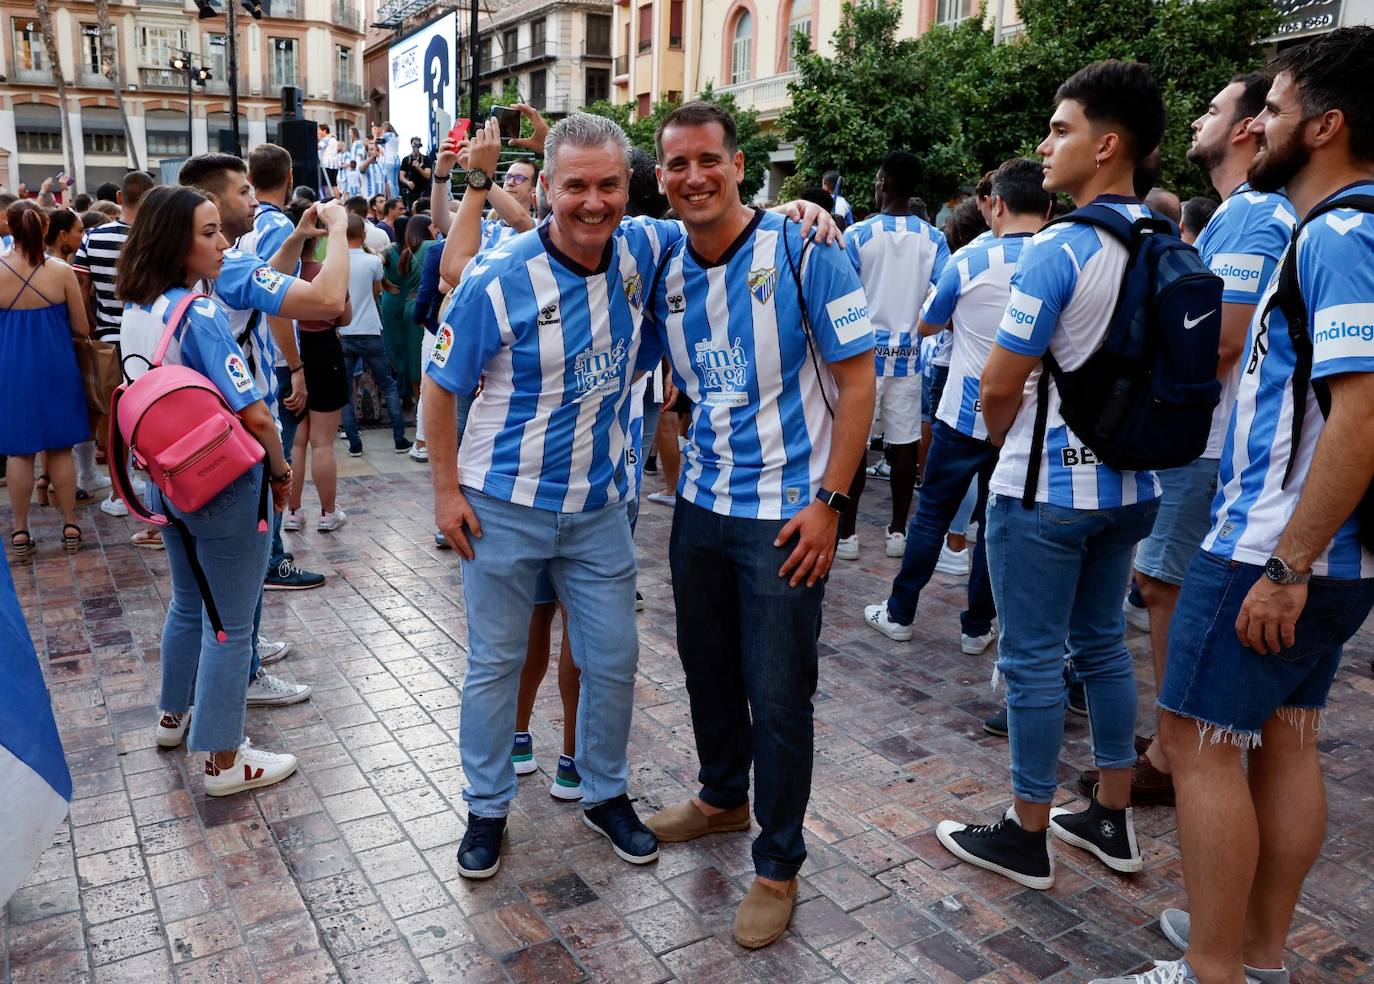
[843, 213, 948, 376]
[1204, 181, 1374, 578]
[480, 218, 525, 253]
[71, 220, 130, 341]
[989, 197, 1161, 510]
[643, 209, 876, 520]
[426, 218, 681, 513]
[1194, 184, 1297, 458]
[201, 249, 297, 421]
[921, 233, 1030, 442]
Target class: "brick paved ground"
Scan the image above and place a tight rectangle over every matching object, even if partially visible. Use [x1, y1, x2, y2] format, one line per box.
[4, 449, 1374, 983]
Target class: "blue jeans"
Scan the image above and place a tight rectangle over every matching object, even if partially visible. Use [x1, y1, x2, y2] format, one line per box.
[986, 492, 1159, 803]
[886, 420, 997, 637]
[1160, 552, 1374, 740]
[275, 366, 300, 464]
[669, 499, 823, 881]
[458, 489, 639, 816]
[339, 333, 406, 445]
[154, 466, 272, 752]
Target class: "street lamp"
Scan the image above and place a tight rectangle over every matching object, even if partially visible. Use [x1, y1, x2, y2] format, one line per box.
[170, 49, 212, 158]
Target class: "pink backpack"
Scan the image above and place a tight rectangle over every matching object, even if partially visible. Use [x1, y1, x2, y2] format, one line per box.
[107, 292, 269, 642]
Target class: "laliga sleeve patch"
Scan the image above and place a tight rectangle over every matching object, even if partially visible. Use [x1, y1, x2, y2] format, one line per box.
[430, 324, 455, 368]
[1000, 288, 1043, 340]
[224, 353, 255, 393]
[825, 288, 872, 346]
[251, 266, 286, 295]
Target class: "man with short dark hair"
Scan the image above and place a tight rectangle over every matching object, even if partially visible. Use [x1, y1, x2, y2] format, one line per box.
[643, 100, 875, 950]
[1179, 195, 1218, 244]
[835, 151, 948, 561]
[377, 197, 403, 241]
[936, 59, 1167, 890]
[344, 194, 391, 251]
[93, 181, 119, 203]
[864, 156, 1051, 657]
[821, 168, 852, 225]
[1107, 29, 1374, 984]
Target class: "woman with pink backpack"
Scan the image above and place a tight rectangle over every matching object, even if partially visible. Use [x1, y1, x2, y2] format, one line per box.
[113, 186, 298, 796]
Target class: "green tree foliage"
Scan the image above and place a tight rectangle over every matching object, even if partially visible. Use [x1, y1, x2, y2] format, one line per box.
[582, 85, 780, 201]
[783, 0, 1278, 211]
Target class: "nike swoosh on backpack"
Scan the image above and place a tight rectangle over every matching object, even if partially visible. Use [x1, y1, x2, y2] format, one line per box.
[1183, 310, 1216, 330]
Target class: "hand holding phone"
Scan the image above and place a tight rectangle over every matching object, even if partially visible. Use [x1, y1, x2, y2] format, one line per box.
[490, 105, 521, 143]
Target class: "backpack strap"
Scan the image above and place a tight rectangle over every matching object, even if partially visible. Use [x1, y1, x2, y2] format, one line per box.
[1271, 194, 1374, 489]
[1022, 363, 1054, 508]
[152, 291, 210, 367]
[235, 308, 263, 381]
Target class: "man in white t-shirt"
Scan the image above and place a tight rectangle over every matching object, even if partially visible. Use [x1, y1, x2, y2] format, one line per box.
[822, 170, 852, 226]
[337, 214, 408, 455]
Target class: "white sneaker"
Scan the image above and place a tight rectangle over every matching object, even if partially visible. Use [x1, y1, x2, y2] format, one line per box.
[100, 494, 128, 517]
[245, 669, 312, 706]
[961, 625, 997, 655]
[885, 529, 907, 558]
[866, 459, 891, 481]
[281, 507, 303, 532]
[863, 603, 913, 642]
[935, 543, 970, 576]
[82, 474, 113, 495]
[646, 491, 675, 507]
[155, 709, 190, 748]
[257, 636, 290, 666]
[408, 444, 430, 462]
[203, 739, 298, 797]
[835, 535, 859, 560]
[1123, 595, 1152, 632]
[317, 508, 348, 532]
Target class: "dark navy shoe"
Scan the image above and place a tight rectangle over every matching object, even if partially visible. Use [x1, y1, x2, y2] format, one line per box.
[983, 706, 1008, 737]
[456, 814, 506, 879]
[264, 558, 325, 591]
[1067, 680, 1088, 717]
[583, 794, 659, 864]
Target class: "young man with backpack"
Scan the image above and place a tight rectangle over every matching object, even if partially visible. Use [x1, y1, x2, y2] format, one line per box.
[1103, 30, 1374, 984]
[935, 60, 1197, 890]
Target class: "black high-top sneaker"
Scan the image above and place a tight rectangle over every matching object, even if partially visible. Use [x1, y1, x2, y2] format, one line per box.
[1049, 797, 1142, 873]
[936, 805, 1054, 890]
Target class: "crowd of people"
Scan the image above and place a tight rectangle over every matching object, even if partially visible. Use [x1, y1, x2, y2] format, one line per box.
[3, 24, 1374, 984]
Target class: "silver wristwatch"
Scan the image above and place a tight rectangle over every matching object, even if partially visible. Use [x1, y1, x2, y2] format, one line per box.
[1263, 556, 1311, 585]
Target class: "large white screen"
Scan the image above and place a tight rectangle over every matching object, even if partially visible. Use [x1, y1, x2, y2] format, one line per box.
[387, 10, 459, 155]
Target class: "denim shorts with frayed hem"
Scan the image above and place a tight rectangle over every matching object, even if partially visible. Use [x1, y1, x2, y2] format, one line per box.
[1158, 550, 1374, 744]
[1133, 456, 1218, 586]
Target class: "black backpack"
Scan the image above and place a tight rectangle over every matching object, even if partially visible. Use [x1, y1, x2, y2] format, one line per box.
[1268, 193, 1374, 551]
[1024, 204, 1224, 506]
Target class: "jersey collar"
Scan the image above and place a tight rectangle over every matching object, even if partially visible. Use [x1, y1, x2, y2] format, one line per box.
[1315, 179, 1374, 210]
[686, 207, 764, 269]
[538, 222, 614, 277]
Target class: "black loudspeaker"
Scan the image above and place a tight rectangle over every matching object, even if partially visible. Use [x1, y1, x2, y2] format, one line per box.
[217, 129, 241, 155]
[278, 119, 320, 190]
[280, 85, 304, 119]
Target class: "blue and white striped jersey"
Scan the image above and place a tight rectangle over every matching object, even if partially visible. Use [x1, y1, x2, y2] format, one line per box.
[643, 209, 876, 520]
[1204, 181, 1374, 578]
[1195, 184, 1297, 458]
[239, 203, 301, 371]
[426, 218, 682, 513]
[921, 233, 1031, 442]
[203, 249, 296, 422]
[843, 212, 948, 376]
[479, 218, 525, 254]
[989, 197, 1161, 509]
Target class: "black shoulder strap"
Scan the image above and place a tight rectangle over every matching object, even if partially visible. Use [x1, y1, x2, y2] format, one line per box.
[1022, 361, 1054, 508]
[235, 308, 264, 380]
[1273, 194, 1374, 488]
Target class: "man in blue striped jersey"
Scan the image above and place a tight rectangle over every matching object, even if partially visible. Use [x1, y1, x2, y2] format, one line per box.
[934, 61, 1167, 891]
[863, 157, 1051, 656]
[424, 114, 682, 881]
[1105, 31, 1374, 984]
[835, 151, 950, 562]
[1086, 74, 1299, 812]
[641, 101, 876, 950]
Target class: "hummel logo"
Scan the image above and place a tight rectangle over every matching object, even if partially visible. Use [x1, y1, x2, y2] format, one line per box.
[1182, 310, 1215, 330]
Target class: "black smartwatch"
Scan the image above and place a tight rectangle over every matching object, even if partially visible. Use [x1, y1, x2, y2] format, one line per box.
[1263, 556, 1311, 585]
[815, 486, 851, 513]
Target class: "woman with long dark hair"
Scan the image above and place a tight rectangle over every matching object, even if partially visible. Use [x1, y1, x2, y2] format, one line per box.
[0, 201, 91, 557]
[43, 209, 84, 264]
[380, 214, 434, 400]
[116, 186, 298, 796]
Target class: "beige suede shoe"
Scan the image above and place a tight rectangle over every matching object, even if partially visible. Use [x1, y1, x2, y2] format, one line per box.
[645, 800, 751, 843]
[734, 877, 798, 949]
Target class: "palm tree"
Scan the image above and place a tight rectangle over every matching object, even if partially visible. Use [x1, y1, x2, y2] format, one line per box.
[94, 0, 141, 171]
[32, 0, 77, 188]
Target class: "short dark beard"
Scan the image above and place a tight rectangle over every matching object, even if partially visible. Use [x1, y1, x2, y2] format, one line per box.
[1248, 128, 1311, 193]
[1186, 138, 1224, 176]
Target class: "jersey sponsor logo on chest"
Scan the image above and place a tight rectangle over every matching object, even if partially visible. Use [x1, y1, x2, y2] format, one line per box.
[695, 337, 750, 406]
[573, 339, 629, 397]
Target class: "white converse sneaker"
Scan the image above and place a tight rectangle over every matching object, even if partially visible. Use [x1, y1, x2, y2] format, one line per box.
[961, 625, 997, 655]
[935, 543, 971, 576]
[835, 535, 859, 560]
[885, 529, 907, 558]
[863, 603, 913, 642]
[100, 494, 128, 517]
[317, 508, 348, 532]
[408, 444, 430, 462]
[282, 508, 303, 532]
[155, 709, 190, 748]
[245, 669, 312, 706]
[203, 739, 298, 796]
[257, 636, 290, 666]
